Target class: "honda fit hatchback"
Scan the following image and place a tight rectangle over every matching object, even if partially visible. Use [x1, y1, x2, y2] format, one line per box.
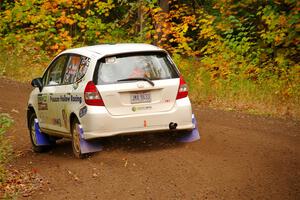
[27, 43, 193, 158]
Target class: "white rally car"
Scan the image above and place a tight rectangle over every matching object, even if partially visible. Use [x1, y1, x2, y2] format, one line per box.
[27, 43, 193, 158]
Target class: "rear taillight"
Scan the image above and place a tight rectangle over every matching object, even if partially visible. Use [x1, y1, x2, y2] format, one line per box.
[84, 81, 104, 106]
[176, 75, 188, 100]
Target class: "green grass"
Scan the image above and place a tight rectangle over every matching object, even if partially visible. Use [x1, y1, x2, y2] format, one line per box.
[0, 113, 14, 184]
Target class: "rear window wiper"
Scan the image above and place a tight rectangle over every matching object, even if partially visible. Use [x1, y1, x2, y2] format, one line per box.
[117, 77, 155, 86]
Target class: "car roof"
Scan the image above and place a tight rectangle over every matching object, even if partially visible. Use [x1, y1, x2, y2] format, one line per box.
[61, 43, 165, 57]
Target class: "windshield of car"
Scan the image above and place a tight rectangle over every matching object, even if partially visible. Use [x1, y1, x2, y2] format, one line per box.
[94, 52, 179, 85]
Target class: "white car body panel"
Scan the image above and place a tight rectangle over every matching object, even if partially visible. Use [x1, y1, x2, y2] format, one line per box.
[81, 97, 192, 139]
[27, 44, 193, 139]
[97, 79, 179, 116]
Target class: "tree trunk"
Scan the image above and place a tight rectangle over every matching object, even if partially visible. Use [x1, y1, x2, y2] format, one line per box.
[137, 0, 144, 34]
[154, 0, 169, 45]
[159, 0, 169, 12]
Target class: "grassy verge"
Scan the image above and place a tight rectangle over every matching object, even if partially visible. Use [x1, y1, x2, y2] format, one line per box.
[0, 113, 46, 199]
[0, 113, 14, 198]
[175, 57, 300, 119]
[0, 45, 50, 82]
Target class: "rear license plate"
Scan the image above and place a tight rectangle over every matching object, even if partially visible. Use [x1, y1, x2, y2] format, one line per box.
[130, 92, 151, 104]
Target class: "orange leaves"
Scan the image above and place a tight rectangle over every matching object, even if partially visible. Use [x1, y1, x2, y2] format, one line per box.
[41, 2, 53, 10]
[59, 31, 71, 39]
[274, 35, 282, 45]
[57, 12, 75, 25]
[50, 43, 59, 51]
[278, 15, 287, 26]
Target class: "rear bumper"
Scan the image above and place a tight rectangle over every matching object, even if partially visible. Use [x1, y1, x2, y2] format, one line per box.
[80, 98, 193, 139]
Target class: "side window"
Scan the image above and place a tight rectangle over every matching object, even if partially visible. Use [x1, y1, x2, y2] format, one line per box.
[63, 55, 90, 84]
[45, 55, 68, 86]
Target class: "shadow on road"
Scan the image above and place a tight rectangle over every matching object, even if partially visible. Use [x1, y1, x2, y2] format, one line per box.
[41, 131, 188, 158]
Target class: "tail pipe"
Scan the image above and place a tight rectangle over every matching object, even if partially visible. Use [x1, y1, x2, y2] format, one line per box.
[169, 122, 177, 130]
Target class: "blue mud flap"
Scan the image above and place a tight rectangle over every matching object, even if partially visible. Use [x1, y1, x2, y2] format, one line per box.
[77, 125, 103, 154]
[34, 119, 55, 146]
[177, 114, 200, 143]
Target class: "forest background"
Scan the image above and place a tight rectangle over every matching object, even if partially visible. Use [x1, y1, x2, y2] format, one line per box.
[0, 0, 299, 118]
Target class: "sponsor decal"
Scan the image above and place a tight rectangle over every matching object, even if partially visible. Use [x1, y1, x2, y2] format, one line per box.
[64, 56, 80, 84]
[62, 109, 68, 127]
[37, 94, 48, 110]
[49, 94, 82, 104]
[73, 82, 79, 90]
[79, 106, 87, 118]
[132, 106, 152, 112]
[64, 56, 90, 84]
[52, 118, 62, 126]
[77, 57, 90, 81]
[105, 57, 117, 64]
[71, 95, 82, 103]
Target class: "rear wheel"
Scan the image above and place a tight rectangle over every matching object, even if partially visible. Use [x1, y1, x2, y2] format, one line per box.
[28, 112, 50, 152]
[71, 118, 84, 159]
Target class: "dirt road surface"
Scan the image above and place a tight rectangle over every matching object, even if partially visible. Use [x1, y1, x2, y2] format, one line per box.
[0, 78, 299, 200]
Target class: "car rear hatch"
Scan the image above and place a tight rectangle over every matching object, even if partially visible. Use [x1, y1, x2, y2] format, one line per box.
[93, 52, 181, 116]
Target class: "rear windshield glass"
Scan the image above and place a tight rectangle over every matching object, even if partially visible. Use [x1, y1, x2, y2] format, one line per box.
[94, 52, 179, 84]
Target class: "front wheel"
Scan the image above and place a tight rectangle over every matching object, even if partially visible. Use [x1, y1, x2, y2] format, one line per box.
[71, 119, 84, 159]
[28, 112, 50, 152]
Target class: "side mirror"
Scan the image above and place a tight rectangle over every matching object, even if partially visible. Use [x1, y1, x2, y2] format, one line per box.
[31, 77, 43, 92]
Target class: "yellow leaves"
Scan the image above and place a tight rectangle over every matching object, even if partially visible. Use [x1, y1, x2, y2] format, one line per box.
[182, 23, 189, 34]
[58, 0, 72, 6]
[198, 19, 209, 24]
[95, 0, 115, 15]
[75, 4, 81, 9]
[178, 42, 192, 51]
[199, 28, 214, 39]
[162, 22, 169, 28]
[275, 53, 287, 67]
[86, 10, 94, 16]
[143, 7, 150, 13]
[151, 7, 162, 14]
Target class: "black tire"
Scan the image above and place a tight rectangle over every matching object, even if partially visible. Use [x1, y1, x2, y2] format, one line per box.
[71, 118, 85, 159]
[28, 112, 51, 152]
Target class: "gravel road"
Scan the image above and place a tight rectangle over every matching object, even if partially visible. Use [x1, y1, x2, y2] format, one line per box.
[0, 78, 299, 200]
